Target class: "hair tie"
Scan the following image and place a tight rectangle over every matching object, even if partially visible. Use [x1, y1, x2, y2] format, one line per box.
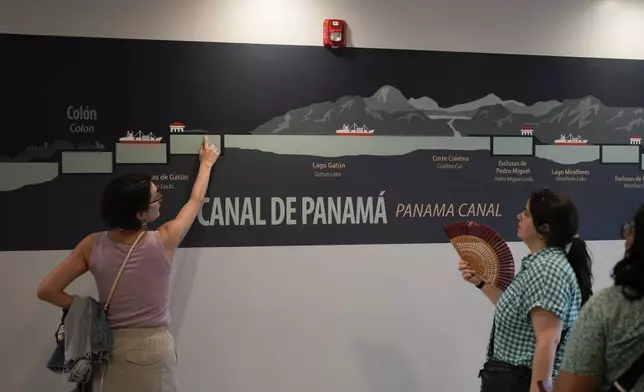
[565, 234, 580, 253]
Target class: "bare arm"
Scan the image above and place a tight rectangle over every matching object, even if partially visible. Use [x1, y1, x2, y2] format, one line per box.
[530, 308, 563, 392]
[158, 136, 219, 251]
[480, 283, 503, 304]
[37, 234, 94, 309]
[158, 163, 212, 250]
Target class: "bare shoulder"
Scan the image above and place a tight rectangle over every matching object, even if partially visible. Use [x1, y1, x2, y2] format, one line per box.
[152, 226, 177, 262]
[78, 232, 102, 263]
[156, 220, 180, 249]
[80, 232, 101, 247]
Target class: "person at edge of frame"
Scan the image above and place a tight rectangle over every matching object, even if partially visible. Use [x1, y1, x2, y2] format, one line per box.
[552, 206, 644, 392]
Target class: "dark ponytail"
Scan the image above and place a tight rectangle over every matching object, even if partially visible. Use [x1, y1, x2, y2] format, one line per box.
[565, 236, 594, 305]
[529, 188, 594, 305]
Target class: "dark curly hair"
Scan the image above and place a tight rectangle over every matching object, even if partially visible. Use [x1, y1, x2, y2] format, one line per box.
[612, 204, 644, 300]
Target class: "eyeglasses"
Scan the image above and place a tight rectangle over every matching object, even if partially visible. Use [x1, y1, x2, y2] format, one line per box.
[150, 191, 163, 204]
[621, 222, 634, 239]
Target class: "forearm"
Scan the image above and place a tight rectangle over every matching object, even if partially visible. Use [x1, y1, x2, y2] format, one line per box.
[481, 284, 503, 304]
[37, 289, 74, 309]
[190, 163, 213, 202]
[531, 341, 557, 391]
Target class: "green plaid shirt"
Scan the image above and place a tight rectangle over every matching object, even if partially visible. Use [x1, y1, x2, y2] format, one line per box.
[489, 247, 582, 377]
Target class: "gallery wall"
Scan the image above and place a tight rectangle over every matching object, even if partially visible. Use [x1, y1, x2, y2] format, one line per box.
[1, 1, 643, 392]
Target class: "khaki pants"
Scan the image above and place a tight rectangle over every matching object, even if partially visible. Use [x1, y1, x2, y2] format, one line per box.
[93, 326, 180, 392]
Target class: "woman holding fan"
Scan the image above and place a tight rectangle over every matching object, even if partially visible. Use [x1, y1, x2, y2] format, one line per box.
[458, 188, 594, 392]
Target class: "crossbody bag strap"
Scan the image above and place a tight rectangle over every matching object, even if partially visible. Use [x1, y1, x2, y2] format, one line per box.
[103, 230, 147, 313]
[608, 347, 644, 392]
[487, 317, 496, 360]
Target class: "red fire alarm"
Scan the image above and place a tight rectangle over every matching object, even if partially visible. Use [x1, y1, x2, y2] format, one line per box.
[323, 19, 346, 49]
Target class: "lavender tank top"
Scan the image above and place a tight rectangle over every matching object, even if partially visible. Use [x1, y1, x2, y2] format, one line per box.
[89, 230, 171, 328]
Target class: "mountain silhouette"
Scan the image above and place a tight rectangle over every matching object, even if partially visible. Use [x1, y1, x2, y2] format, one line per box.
[252, 89, 453, 136]
[455, 104, 538, 137]
[252, 85, 644, 144]
[456, 96, 644, 144]
[408, 96, 440, 111]
[364, 85, 418, 113]
[414, 93, 561, 118]
[530, 96, 644, 144]
[503, 100, 561, 117]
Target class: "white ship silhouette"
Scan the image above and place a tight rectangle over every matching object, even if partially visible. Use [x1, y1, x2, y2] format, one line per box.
[554, 133, 588, 145]
[119, 130, 163, 144]
[336, 123, 375, 136]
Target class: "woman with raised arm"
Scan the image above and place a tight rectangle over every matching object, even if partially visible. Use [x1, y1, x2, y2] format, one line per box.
[458, 188, 593, 392]
[37, 135, 219, 391]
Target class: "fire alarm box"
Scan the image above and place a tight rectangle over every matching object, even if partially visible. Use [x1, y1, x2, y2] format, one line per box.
[323, 19, 346, 49]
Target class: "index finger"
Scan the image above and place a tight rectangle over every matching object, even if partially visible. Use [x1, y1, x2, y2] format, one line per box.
[203, 134, 209, 144]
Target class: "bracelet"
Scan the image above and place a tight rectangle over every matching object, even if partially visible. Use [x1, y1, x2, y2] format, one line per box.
[476, 280, 485, 289]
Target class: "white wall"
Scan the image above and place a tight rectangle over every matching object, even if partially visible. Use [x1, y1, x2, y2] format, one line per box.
[0, 243, 623, 392]
[2, 0, 644, 59]
[0, 1, 642, 391]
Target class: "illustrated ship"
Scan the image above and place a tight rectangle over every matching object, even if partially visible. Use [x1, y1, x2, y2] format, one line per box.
[119, 130, 163, 144]
[554, 134, 588, 145]
[336, 123, 375, 136]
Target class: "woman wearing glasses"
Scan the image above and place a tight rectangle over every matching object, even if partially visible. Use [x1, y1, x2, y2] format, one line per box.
[552, 207, 644, 392]
[459, 188, 594, 392]
[36, 136, 220, 391]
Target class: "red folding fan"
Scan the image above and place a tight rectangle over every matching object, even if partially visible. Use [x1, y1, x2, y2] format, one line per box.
[444, 221, 515, 291]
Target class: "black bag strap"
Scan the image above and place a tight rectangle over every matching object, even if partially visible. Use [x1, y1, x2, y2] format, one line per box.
[608, 349, 644, 392]
[487, 319, 495, 359]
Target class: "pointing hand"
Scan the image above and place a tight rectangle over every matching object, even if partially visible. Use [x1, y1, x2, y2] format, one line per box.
[199, 135, 219, 167]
